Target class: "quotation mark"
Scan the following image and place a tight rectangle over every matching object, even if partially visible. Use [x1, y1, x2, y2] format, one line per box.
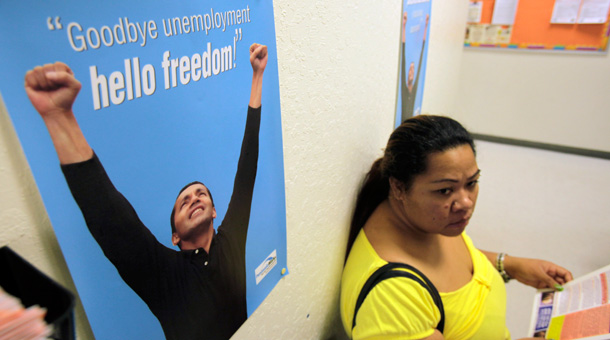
[233, 28, 243, 64]
[47, 17, 62, 30]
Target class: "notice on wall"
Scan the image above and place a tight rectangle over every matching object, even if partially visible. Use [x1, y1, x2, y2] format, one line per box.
[552, 0, 610, 24]
[469, 1, 484, 23]
[551, 0, 581, 23]
[578, 0, 610, 23]
[465, 24, 512, 44]
[492, 0, 520, 25]
[0, 1, 287, 339]
[395, 0, 432, 126]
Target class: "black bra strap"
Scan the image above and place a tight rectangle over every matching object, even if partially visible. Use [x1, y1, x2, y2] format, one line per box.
[352, 262, 445, 334]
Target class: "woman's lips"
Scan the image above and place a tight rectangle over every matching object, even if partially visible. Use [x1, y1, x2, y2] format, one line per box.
[448, 216, 470, 229]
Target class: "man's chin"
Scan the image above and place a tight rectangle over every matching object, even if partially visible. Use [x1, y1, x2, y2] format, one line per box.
[190, 219, 214, 233]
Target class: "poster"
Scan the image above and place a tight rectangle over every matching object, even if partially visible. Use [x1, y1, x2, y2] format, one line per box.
[0, 1, 287, 339]
[395, 0, 432, 126]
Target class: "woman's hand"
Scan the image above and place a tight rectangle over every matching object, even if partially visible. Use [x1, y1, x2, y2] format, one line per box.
[504, 255, 573, 289]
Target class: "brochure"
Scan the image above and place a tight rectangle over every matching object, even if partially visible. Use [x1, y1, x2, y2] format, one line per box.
[528, 264, 610, 340]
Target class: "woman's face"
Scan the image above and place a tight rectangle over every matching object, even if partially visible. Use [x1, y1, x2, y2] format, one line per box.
[397, 144, 480, 237]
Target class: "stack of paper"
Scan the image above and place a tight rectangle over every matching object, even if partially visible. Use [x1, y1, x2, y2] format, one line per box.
[0, 288, 51, 340]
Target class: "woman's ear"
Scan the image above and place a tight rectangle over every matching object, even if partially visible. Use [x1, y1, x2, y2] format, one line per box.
[389, 177, 405, 201]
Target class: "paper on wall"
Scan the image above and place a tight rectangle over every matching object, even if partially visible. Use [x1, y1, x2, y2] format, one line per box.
[492, 0, 519, 25]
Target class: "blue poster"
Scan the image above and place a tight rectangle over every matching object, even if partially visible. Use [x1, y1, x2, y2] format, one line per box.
[0, 1, 287, 339]
[395, 0, 431, 126]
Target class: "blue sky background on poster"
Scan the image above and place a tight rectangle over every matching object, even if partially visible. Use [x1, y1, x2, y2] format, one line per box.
[0, 1, 286, 339]
[395, 0, 431, 127]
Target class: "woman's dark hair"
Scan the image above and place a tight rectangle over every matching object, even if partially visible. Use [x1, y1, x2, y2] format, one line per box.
[345, 115, 475, 261]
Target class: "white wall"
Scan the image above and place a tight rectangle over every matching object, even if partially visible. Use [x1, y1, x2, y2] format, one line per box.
[454, 39, 610, 153]
[1, 1, 608, 339]
[470, 141, 610, 338]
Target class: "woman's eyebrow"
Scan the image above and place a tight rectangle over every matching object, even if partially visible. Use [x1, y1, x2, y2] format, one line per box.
[430, 169, 481, 184]
[469, 169, 482, 180]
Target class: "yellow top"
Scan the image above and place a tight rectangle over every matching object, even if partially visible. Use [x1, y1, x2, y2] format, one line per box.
[341, 230, 511, 340]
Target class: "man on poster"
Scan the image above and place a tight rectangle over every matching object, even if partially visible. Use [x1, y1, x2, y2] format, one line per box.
[400, 12, 429, 121]
[24, 43, 268, 340]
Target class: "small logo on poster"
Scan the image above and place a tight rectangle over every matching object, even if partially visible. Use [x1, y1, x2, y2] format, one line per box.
[255, 249, 277, 285]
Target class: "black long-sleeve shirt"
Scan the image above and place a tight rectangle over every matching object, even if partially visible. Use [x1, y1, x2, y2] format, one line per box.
[61, 106, 261, 340]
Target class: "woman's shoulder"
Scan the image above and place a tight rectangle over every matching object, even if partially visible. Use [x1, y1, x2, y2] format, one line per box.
[342, 229, 385, 288]
[340, 230, 386, 327]
[340, 230, 441, 339]
[342, 256, 441, 338]
[355, 274, 441, 338]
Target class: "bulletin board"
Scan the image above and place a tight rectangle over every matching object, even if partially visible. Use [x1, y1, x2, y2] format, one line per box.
[465, 0, 610, 51]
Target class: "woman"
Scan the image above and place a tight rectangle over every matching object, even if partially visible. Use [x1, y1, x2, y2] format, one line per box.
[340, 115, 572, 340]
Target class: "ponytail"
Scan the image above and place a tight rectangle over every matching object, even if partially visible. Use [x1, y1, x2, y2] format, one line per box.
[345, 158, 389, 262]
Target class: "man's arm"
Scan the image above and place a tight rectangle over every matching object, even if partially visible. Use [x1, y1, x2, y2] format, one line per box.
[218, 44, 267, 246]
[401, 11, 408, 87]
[249, 43, 267, 109]
[400, 44, 408, 121]
[412, 14, 429, 91]
[25, 62, 171, 302]
[400, 13, 410, 122]
[24, 62, 92, 164]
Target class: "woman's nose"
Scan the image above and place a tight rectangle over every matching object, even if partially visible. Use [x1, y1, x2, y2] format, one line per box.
[451, 192, 473, 212]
